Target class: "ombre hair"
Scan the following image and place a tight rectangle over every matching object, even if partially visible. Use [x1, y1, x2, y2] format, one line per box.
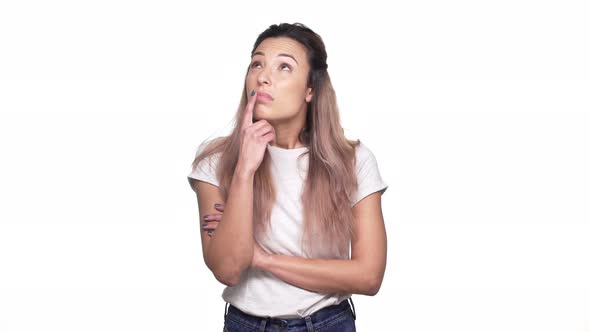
[191, 22, 361, 259]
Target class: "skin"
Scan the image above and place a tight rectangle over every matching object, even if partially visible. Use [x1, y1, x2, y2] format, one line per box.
[203, 190, 387, 296]
[199, 37, 387, 295]
[246, 37, 313, 150]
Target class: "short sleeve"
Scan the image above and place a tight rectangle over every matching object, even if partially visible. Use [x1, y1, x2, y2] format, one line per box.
[187, 141, 222, 190]
[351, 142, 388, 207]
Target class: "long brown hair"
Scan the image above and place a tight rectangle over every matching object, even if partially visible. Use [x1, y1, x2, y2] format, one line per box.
[191, 23, 361, 259]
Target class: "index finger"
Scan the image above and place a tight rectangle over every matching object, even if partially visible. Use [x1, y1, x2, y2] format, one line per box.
[241, 90, 258, 129]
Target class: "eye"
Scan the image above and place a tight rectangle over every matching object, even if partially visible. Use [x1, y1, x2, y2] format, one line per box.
[249, 61, 291, 71]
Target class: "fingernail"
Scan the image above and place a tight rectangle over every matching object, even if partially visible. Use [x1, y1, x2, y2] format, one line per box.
[214, 203, 221, 208]
[250, 90, 256, 96]
[203, 215, 209, 219]
[202, 222, 208, 227]
[207, 231, 213, 237]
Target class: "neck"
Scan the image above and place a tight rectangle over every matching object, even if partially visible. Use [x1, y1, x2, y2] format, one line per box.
[268, 109, 307, 149]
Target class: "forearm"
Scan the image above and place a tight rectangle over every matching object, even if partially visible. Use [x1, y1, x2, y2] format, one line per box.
[206, 167, 254, 285]
[260, 254, 377, 296]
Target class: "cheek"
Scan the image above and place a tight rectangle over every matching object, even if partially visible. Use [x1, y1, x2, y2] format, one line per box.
[280, 80, 304, 96]
[246, 76, 254, 88]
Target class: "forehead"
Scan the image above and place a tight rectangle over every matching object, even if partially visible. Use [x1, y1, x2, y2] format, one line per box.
[252, 37, 308, 62]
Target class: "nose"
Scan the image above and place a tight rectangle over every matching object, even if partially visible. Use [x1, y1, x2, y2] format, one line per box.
[256, 67, 271, 86]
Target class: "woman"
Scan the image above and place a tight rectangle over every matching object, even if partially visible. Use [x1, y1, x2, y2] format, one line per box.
[188, 22, 388, 332]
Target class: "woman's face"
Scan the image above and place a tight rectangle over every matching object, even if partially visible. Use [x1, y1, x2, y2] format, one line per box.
[246, 37, 313, 123]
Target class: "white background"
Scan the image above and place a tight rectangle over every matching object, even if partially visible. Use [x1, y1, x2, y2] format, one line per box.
[1, 0, 589, 331]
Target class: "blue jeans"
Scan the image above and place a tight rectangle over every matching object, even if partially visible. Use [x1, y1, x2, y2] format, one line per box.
[223, 297, 357, 332]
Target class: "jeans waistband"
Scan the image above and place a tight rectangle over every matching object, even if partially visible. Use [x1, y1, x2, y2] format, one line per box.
[224, 297, 356, 330]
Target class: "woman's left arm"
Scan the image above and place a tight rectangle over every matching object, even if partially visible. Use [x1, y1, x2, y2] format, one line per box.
[253, 191, 387, 296]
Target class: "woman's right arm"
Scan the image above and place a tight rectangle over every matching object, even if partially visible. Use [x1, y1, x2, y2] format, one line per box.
[195, 166, 254, 286]
[195, 90, 275, 286]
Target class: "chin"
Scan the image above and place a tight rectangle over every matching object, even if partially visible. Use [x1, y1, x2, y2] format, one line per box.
[254, 107, 272, 119]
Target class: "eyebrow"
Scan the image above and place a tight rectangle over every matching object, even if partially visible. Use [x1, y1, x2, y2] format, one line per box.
[251, 51, 299, 65]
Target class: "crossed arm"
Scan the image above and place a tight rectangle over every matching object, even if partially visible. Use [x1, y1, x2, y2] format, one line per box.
[201, 190, 387, 296]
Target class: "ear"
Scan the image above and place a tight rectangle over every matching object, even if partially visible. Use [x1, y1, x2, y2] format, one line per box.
[305, 87, 313, 103]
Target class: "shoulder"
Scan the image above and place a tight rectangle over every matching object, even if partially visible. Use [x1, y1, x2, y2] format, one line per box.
[195, 137, 225, 164]
[353, 140, 380, 167]
[196, 137, 224, 155]
[188, 137, 225, 189]
[350, 140, 388, 206]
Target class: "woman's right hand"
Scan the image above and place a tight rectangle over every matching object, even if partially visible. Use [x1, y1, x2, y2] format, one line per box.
[236, 90, 276, 176]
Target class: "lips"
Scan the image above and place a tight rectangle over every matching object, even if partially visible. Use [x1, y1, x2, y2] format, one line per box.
[256, 91, 273, 102]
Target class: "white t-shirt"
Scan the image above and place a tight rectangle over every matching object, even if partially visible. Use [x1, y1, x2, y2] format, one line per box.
[187, 140, 388, 318]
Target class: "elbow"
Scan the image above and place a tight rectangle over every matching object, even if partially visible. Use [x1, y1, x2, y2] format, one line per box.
[364, 275, 383, 296]
[215, 271, 240, 287]
[204, 246, 254, 287]
[213, 266, 244, 287]
[209, 257, 251, 287]
[366, 283, 380, 296]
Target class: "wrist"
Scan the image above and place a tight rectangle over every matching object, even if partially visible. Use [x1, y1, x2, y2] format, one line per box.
[258, 252, 275, 271]
[234, 164, 255, 181]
